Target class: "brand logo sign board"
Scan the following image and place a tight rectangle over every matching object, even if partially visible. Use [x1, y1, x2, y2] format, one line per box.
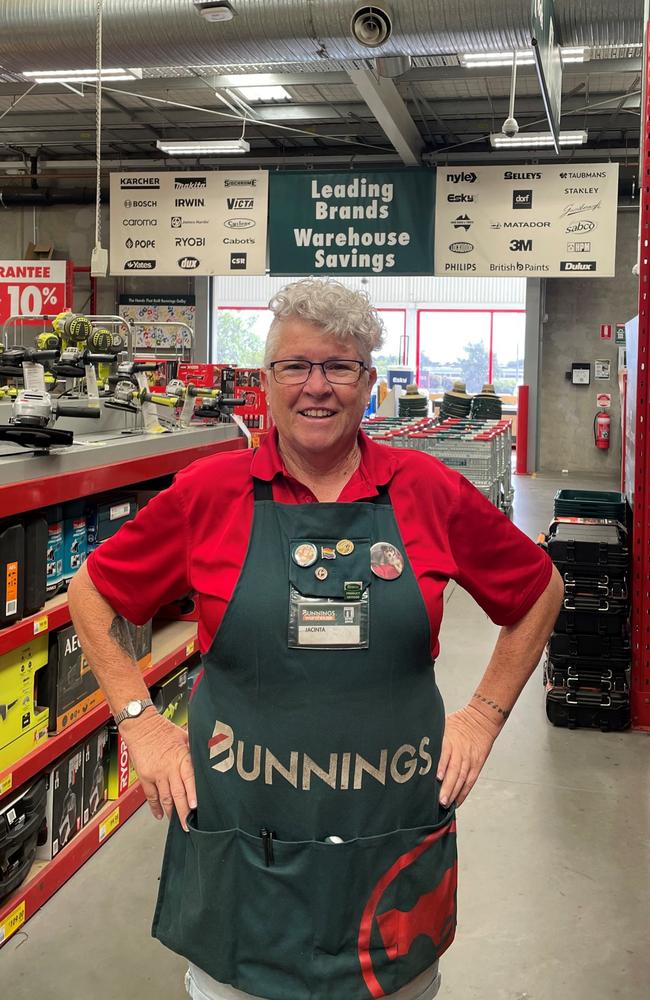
[434, 163, 618, 277]
[110, 171, 268, 275]
[268, 169, 435, 276]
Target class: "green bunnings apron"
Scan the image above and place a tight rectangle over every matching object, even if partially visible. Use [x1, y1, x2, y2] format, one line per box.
[153, 480, 457, 1000]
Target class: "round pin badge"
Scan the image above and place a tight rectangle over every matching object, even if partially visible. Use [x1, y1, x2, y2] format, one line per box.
[370, 541, 404, 581]
[292, 542, 318, 568]
[336, 538, 355, 556]
[315, 566, 329, 581]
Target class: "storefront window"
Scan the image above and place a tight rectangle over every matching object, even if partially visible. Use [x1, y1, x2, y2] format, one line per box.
[212, 307, 271, 365]
[375, 309, 406, 377]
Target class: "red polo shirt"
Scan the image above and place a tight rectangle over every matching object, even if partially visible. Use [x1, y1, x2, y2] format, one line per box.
[86, 429, 552, 659]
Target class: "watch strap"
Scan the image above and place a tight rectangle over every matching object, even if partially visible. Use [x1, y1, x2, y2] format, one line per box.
[114, 697, 155, 727]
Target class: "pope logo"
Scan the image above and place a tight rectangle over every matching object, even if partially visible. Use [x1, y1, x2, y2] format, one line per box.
[208, 720, 234, 772]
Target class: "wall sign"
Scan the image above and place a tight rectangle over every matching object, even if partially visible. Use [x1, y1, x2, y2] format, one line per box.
[109, 171, 268, 276]
[434, 163, 618, 277]
[269, 169, 435, 276]
[597, 392, 611, 409]
[615, 322, 626, 345]
[0, 260, 68, 324]
[595, 359, 611, 380]
[118, 294, 195, 350]
[600, 323, 612, 340]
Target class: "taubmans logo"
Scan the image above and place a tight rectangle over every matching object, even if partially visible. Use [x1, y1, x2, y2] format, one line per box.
[226, 197, 254, 210]
[566, 219, 596, 234]
[224, 218, 256, 229]
[560, 260, 597, 271]
[446, 171, 477, 184]
[449, 241, 474, 253]
[124, 259, 156, 270]
[178, 256, 201, 270]
[207, 718, 434, 790]
[174, 176, 207, 189]
[120, 176, 160, 189]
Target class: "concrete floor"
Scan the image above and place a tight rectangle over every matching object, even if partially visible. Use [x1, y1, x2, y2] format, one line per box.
[2, 471, 649, 1000]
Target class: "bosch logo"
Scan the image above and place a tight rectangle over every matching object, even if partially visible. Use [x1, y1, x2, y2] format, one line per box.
[175, 236, 206, 247]
[123, 199, 157, 208]
[226, 198, 254, 210]
[567, 241, 592, 253]
[446, 171, 477, 184]
[178, 256, 201, 270]
[447, 193, 474, 204]
[449, 242, 474, 253]
[171, 217, 182, 228]
[224, 218, 256, 230]
[559, 261, 597, 272]
[512, 190, 533, 209]
[125, 238, 156, 249]
[174, 176, 207, 190]
[565, 219, 596, 234]
[230, 252, 248, 270]
[122, 218, 158, 227]
[124, 259, 156, 270]
[120, 177, 160, 189]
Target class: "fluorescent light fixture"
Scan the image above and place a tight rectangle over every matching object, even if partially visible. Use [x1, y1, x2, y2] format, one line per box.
[236, 85, 291, 101]
[561, 47, 587, 63]
[490, 130, 588, 148]
[462, 51, 535, 68]
[156, 138, 250, 154]
[23, 67, 142, 84]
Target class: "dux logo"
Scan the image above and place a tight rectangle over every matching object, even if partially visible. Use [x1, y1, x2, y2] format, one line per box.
[209, 720, 235, 772]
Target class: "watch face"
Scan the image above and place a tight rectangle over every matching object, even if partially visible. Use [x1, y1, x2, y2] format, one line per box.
[127, 700, 141, 717]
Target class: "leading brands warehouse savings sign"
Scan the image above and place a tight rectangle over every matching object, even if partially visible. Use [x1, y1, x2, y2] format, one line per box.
[269, 169, 435, 276]
[435, 163, 619, 277]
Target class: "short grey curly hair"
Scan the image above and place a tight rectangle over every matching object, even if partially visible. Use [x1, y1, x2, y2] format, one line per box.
[265, 278, 385, 367]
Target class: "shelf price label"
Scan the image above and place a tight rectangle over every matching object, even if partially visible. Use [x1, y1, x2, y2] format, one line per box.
[185, 640, 196, 657]
[33, 615, 49, 636]
[0, 260, 68, 323]
[0, 774, 12, 796]
[99, 806, 120, 843]
[0, 900, 26, 944]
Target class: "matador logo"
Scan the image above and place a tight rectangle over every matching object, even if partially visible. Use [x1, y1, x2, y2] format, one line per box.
[208, 720, 234, 772]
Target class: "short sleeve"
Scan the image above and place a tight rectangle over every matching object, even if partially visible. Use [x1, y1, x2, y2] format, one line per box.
[85, 477, 191, 625]
[447, 474, 553, 626]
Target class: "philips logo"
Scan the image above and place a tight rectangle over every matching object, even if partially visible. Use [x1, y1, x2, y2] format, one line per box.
[230, 252, 248, 270]
[449, 241, 474, 253]
[559, 261, 597, 272]
[175, 197, 205, 208]
[513, 190, 533, 209]
[120, 177, 160, 189]
[174, 176, 207, 190]
[178, 256, 201, 270]
[124, 259, 156, 270]
[226, 198, 254, 210]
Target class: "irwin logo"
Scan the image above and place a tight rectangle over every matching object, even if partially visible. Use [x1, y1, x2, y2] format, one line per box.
[207, 719, 433, 790]
[175, 197, 205, 207]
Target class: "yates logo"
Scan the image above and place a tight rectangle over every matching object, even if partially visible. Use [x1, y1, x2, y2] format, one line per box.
[174, 176, 207, 189]
[566, 219, 596, 234]
[230, 252, 248, 270]
[120, 176, 160, 189]
[226, 197, 254, 210]
[224, 218, 256, 230]
[178, 256, 201, 270]
[509, 238, 532, 252]
[124, 259, 156, 270]
[513, 190, 533, 209]
[446, 171, 477, 184]
[560, 260, 597, 272]
[449, 241, 474, 253]
[451, 214, 472, 230]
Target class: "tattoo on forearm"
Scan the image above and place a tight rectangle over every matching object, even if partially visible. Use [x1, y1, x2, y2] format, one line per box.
[472, 691, 511, 721]
[109, 616, 136, 659]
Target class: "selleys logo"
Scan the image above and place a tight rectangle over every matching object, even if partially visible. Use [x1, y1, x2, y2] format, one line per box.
[207, 719, 434, 790]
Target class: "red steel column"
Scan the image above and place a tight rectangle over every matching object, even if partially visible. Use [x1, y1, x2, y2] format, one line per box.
[631, 21, 650, 730]
[515, 384, 529, 475]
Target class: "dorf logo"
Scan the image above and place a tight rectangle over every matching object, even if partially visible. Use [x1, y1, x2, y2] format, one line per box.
[446, 171, 477, 184]
[449, 242, 474, 253]
[512, 190, 533, 209]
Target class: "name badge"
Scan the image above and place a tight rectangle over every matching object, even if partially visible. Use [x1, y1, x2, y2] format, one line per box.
[288, 587, 369, 649]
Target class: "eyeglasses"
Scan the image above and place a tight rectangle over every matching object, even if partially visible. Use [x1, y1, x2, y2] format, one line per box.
[269, 359, 368, 385]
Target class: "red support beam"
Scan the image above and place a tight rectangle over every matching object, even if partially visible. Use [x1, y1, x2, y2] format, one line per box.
[515, 384, 529, 475]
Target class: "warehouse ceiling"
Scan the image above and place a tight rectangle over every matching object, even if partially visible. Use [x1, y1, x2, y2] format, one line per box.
[0, 0, 644, 182]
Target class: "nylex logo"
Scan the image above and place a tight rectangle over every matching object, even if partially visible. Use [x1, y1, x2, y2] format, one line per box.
[560, 260, 597, 272]
[174, 176, 207, 190]
[208, 719, 434, 790]
[446, 171, 477, 184]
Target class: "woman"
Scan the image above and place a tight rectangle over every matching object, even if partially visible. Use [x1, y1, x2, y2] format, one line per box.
[68, 278, 563, 1000]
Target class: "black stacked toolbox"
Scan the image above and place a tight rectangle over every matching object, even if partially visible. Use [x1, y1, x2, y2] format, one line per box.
[0, 778, 47, 903]
[544, 497, 630, 732]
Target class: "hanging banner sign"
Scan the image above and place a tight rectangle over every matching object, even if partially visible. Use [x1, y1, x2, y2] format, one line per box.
[0, 260, 68, 324]
[268, 169, 435, 276]
[434, 163, 618, 277]
[109, 171, 268, 276]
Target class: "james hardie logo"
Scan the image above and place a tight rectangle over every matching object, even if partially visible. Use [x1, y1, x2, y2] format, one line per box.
[208, 720, 234, 772]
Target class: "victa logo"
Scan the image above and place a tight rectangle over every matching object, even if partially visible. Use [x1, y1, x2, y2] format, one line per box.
[230, 252, 248, 269]
[567, 241, 592, 253]
[124, 259, 156, 270]
[446, 171, 477, 184]
[451, 214, 472, 231]
[512, 190, 533, 209]
[447, 193, 474, 203]
[175, 197, 205, 207]
[178, 256, 201, 270]
[174, 236, 206, 247]
[226, 197, 254, 210]
[509, 238, 532, 252]
[449, 241, 474, 253]
[559, 260, 597, 272]
[174, 176, 207, 189]
[566, 219, 596, 234]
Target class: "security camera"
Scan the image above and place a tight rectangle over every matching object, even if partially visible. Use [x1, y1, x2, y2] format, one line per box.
[192, 0, 235, 21]
[501, 116, 519, 138]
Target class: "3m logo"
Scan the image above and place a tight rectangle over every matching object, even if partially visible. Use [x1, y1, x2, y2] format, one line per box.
[509, 239, 532, 251]
[230, 252, 248, 269]
[559, 260, 597, 272]
[512, 190, 533, 209]
[209, 720, 235, 772]
[226, 198, 254, 210]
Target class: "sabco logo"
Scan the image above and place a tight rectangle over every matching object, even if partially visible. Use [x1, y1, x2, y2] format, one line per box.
[566, 219, 596, 234]
[446, 171, 477, 184]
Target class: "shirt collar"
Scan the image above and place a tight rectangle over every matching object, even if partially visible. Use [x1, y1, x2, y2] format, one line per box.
[251, 426, 396, 489]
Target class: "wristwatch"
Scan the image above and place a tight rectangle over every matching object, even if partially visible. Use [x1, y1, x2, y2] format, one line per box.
[114, 698, 155, 726]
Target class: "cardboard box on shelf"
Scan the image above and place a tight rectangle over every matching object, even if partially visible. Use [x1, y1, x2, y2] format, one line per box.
[106, 726, 138, 800]
[0, 635, 49, 772]
[82, 726, 110, 825]
[151, 666, 188, 729]
[36, 745, 84, 860]
[45, 624, 103, 734]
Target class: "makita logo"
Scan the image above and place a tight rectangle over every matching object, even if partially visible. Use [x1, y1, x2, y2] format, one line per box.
[226, 197, 254, 210]
[504, 170, 542, 181]
[175, 197, 205, 208]
[509, 238, 532, 252]
[447, 193, 474, 203]
[566, 219, 596, 234]
[224, 217, 256, 229]
[559, 260, 597, 272]
[124, 259, 156, 270]
[178, 256, 201, 270]
[120, 177, 160, 189]
[452, 214, 472, 230]
[174, 176, 207, 190]
[513, 190, 533, 209]
[225, 178, 256, 187]
[449, 241, 474, 253]
[123, 199, 157, 208]
[208, 719, 433, 790]
[446, 171, 477, 184]
[174, 236, 206, 247]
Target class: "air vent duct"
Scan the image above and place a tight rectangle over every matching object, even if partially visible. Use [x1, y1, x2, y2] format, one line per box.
[351, 6, 392, 48]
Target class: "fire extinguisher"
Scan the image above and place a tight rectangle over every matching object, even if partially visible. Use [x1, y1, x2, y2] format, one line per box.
[594, 409, 610, 449]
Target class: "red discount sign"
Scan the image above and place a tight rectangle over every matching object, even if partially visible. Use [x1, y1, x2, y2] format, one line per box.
[0, 260, 68, 324]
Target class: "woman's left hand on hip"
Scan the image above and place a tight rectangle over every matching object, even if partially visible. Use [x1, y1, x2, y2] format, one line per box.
[436, 707, 499, 808]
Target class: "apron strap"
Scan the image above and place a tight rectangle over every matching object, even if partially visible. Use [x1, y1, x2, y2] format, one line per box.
[253, 478, 392, 505]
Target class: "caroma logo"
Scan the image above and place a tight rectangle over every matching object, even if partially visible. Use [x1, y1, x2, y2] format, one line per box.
[449, 242, 474, 253]
[124, 259, 156, 270]
[224, 218, 256, 230]
[178, 256, 200, 270]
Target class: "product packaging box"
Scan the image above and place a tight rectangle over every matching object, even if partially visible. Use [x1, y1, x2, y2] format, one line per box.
[82, 726, 110, 825]
[0, 635, 49, 772]
[36, 745, 84, 860]
[86, 494, 137, 551]
[62, 500, 88, 581]
[106, 726, 138, 800]
[129, 620, 153, 671]
[46, 624, 103, 734]
[176, 363, 220, 388]
[0, 520, 25, 628]
[152, 666, 188, 728]
[46, 505, 65, 595]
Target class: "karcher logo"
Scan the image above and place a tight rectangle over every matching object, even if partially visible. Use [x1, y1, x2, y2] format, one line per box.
[207, 719, 434, 790]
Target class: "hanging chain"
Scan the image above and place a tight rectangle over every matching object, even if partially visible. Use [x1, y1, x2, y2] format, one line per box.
[95, 0, 103, 247]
